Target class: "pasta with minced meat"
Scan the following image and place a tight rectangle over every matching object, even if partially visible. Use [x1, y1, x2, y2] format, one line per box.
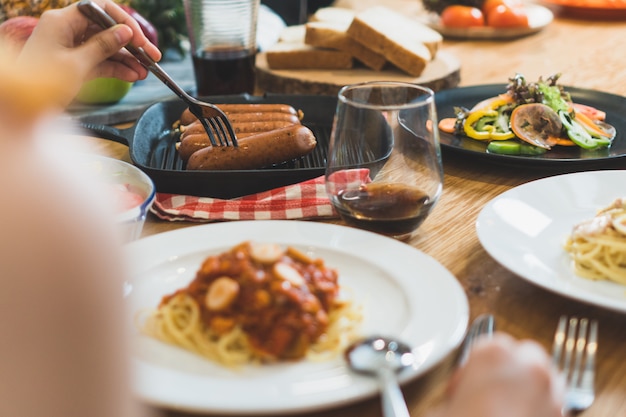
[139, 241, 362, 366]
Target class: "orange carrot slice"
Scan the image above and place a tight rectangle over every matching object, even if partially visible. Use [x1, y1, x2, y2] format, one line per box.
[438, 118, 457, 133]
[574, 111, 613, 138]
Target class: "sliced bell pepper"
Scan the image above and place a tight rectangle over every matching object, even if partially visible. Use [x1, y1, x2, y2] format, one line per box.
[463, 109, 515, 141]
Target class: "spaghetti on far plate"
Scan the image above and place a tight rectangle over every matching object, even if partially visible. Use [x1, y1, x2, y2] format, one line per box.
[564, 198, 626, 285]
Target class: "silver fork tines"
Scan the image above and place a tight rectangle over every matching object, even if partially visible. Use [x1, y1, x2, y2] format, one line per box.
[552, 316, 598, 413]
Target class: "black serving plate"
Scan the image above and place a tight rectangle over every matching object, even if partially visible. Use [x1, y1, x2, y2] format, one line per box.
[435, 84, 626, 167]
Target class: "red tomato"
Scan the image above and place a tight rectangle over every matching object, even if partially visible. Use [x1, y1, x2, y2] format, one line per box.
[440, 5, 486, 28]
[486, 4, 530, 28]
[481, 0, 523, 15]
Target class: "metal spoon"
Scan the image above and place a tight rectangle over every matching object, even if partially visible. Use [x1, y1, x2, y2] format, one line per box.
[345, 336, 415, 417]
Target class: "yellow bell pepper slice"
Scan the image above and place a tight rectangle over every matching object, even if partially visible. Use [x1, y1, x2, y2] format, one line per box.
[463, 108, 515, 141]
[490, 130, 516, 140]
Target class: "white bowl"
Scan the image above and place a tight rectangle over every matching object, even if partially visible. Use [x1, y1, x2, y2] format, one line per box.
[86, 156, 156, 242]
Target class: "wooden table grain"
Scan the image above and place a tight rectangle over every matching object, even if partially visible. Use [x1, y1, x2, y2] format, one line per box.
[90, 7, 626, 417]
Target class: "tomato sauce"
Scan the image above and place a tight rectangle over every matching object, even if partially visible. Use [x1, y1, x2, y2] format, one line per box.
[109, 183, 145, 212]
[161, 242, 340, 360]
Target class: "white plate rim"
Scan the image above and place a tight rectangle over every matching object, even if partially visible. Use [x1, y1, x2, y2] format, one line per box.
[124, 220, 469, 414]
[425, 4, 554, 39]
[476, 170, 626, 313]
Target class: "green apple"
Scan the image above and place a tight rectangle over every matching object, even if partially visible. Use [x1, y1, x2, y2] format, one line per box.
[75, 77, 134, 104]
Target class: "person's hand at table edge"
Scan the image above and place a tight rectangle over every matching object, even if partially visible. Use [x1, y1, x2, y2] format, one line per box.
[428, 333, 565, 417]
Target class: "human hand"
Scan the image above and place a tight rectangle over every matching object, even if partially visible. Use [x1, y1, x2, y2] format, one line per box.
[21, 0, 160, 80]
[3, 0, 161, 111]
[429, 333, 565, 417]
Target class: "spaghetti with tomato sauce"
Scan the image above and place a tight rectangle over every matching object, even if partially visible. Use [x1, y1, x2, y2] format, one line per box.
[140, 241, 362, 365]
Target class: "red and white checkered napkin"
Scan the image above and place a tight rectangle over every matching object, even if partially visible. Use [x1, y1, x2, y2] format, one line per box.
[150, 169, 370, 222]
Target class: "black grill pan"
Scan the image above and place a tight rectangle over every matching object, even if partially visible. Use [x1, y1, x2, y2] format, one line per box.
[79, 93, 338, 199]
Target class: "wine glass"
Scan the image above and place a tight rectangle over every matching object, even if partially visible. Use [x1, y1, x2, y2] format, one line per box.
[325, 81, 444, 240]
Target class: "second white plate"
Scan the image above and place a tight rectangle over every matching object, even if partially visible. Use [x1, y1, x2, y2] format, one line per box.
[477, 170, 626, 313]
[124, 220, 469, 414]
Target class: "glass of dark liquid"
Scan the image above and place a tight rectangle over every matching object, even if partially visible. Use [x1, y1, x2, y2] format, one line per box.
[325, 82, 444, 240]
[183, 0, 259, 96]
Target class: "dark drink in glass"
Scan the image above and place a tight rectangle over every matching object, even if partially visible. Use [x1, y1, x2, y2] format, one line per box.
[333, 182, 434, 238]
[192, 49, 256, 96]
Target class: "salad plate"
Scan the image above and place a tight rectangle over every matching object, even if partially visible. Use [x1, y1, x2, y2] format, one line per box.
[476, 170, 626, 313]
[425, 4, 553, 40]
[124, 220, 469, 414]
[435, 83, 626, 166]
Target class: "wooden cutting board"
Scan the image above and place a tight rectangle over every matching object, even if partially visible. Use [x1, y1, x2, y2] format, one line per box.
[255, 50, 461, 96]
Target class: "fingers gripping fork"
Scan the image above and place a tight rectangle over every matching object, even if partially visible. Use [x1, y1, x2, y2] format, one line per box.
[77, 0, 237, 147]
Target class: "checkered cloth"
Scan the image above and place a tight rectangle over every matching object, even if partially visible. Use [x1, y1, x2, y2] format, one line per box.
[151, 169, 370, 222]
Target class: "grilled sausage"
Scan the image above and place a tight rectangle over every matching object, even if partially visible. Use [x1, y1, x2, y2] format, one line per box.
[186, 125, 317, 171]
[180, 118, 300, 141]
[179, 104, 301, 125]
[215, 104, 299, 115]
[227, 112, 301, 124]
[178, 118, 303, 161]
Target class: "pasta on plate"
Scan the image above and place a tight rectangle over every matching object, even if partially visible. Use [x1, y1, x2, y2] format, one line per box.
[564, 198, 626, 284]
[138, 241, 362, 366]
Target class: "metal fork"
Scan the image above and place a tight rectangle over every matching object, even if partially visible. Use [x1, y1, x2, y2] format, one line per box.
[77, 0, 237, 148]
[457, 313, 495, 366]
[552, 316, 598, 414]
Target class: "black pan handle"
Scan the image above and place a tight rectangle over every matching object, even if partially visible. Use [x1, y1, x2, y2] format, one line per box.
[78, 122, 133, 146]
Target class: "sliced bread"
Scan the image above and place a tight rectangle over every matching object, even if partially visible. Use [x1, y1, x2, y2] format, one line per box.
[265, 42, 354, 70]
[304, 21, 387, 71]
[278, 24, 306, 43]
[309, 7, 356, 25]
[346, 6, 443, 77]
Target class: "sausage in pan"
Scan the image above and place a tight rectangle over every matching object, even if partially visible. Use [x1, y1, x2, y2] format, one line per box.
[186, 125, 317, 170]
[179, 104, 301, 125]
[214, 103, 299, 114]
[180, 118, 300, 140]
[178, 119, 302, 161]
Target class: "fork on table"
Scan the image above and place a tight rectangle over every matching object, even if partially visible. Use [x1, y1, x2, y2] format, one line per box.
[551, 316, 598, 414]
[77, 0, 237, 148]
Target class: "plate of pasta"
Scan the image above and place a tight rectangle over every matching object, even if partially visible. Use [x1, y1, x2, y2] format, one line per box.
[476, 170, 626, 313]
[123, 220, 469, 414]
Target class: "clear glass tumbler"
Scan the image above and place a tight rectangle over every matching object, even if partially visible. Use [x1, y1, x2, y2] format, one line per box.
[183, 0, 259, 96]
[325, 82, 444, 239]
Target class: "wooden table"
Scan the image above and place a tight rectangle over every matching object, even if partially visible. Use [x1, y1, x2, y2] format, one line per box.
[92, 6, 626, 417]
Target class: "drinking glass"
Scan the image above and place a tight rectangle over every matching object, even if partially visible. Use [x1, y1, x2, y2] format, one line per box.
[325, 82, 444, 239]
[183, 0, 259, 96]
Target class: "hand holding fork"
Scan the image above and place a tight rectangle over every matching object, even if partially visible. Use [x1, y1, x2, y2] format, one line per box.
[432, 314, 567, 417]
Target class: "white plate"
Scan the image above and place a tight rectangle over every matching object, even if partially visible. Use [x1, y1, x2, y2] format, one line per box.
[476, 170, 626, 313]
[425, 4, 553, 40]
[124, 220, 469, 414]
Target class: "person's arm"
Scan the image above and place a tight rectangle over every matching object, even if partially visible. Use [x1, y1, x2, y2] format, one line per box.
[0, 120, 151, 417]
[428, 333, 565, 417]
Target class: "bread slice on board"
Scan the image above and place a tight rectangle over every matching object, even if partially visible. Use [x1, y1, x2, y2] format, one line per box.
[304, 21, 387, 71]
[309, 7, 356, 25]
[346, 6, 443, 77]
[278, 24, 306, 43]
[265, 42, 354, 70]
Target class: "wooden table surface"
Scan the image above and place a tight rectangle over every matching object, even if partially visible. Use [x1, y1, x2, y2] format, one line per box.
[92, 5, 626, 417]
